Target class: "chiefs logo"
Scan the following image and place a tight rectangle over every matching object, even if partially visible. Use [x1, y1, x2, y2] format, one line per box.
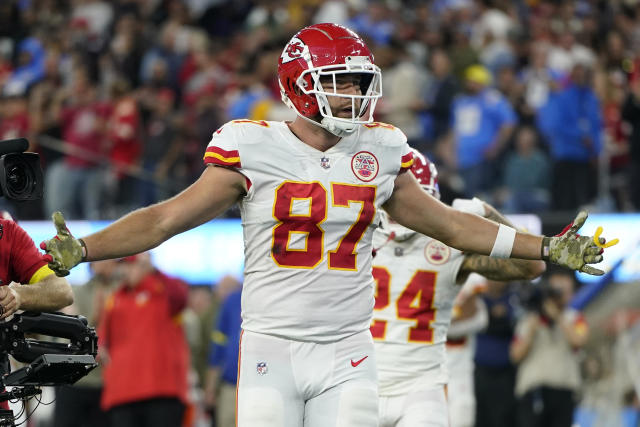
[424, 240, 450, 265]
[351, 151, 379, 182]
[281, 37, 308, 64]
[286, 42, 303, 56]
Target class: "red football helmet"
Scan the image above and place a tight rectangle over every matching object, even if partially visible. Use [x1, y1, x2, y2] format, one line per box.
[278, 23, 382, 136]
[410, 149, 440, 199]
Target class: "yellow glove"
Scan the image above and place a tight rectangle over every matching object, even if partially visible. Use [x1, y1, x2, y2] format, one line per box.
[40, 212, 85, 277]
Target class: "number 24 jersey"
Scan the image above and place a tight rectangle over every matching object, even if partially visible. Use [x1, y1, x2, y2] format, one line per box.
[371, 228, 465, 395]
[203, 120, 413, 343]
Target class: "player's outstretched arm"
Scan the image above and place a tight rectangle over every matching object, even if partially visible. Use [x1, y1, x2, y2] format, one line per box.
[384, 172, 607, 275]
[457, 200, 546, 282]
[42, 165, 246, 276]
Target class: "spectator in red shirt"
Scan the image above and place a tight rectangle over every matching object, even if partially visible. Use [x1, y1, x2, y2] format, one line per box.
[99, 253, 189, 427]
[105, 79, 142, 216]
[44, 67, 111, 220]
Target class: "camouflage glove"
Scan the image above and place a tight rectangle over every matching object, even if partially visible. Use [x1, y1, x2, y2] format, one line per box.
[39, 212, 85, 277]
[541, 211, 605, 276]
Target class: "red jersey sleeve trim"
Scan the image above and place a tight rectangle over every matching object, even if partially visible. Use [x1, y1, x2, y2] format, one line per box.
[399, 152, 415, 173]
[203, 146, 241, 168]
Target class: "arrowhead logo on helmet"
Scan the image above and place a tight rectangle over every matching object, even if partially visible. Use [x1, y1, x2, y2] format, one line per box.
[281, 37, 308, 64]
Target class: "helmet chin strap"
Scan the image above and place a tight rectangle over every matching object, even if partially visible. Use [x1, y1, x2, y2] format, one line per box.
[320, 116, 358, 137]
[293, 111, 359, 138]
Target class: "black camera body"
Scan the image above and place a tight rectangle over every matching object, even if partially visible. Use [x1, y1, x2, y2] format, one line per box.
[0, 139, 44, 201]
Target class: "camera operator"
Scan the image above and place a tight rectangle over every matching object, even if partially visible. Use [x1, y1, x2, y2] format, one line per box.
[0, 212, 74, 411]
[510, 269, 589, 427]
[0, 138, 75, 415]
[0, 215, 73, 320]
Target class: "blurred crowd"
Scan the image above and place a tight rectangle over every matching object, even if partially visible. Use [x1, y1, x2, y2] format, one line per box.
[0, 0, 639, 219]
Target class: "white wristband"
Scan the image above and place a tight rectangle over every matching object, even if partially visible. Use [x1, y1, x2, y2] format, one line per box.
[452, 197, 486, 217]
[490, 224, 516, 258]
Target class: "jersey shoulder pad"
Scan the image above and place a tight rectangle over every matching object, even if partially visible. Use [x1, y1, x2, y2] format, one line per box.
[205, 119, 270, 167]
[361, 122, 407, 148]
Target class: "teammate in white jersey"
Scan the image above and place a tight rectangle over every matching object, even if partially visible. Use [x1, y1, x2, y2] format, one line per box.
[41, 23, 609, 427]
[372, 151, 546, 427]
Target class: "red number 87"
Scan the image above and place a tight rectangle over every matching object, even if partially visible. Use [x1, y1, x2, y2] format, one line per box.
[271, 181, 376, 271]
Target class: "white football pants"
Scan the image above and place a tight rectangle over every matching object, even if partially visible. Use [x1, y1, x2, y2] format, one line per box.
[236, 329, 379, 427]
[378, 386, 448, 427]
[447, 368, 475, 427]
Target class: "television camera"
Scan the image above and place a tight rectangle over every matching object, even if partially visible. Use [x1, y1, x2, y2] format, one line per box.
[0, 312, 98, 426]
[0, 138, 97, 425]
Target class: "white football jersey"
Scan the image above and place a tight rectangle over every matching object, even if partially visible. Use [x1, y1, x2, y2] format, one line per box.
[371, 227, 465, 395]
[204, 120, 413, 342]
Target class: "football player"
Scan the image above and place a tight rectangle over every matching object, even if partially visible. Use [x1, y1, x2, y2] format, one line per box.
[373, 151, 545, 427]
[42, 24, 608, 427]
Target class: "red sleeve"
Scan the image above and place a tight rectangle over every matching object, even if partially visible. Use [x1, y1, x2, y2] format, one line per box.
[203, 145, 241, 168]
[154, 272, 188, 316]
[165, 277, 188, 316]
[8, 221, 48, 284]
[98, 294, 115, 349]
[399, 151, 415, 174]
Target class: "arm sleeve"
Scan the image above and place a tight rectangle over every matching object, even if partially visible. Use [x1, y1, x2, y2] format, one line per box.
[164, 277, 188, 316]
[8, 222, 52, 285]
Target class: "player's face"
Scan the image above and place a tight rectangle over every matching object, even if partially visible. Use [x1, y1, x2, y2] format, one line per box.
[320, 74, 362, 118]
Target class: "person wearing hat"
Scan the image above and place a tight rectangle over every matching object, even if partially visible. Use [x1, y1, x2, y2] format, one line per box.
[98, 253, 189, 427]
[445, 64, 516, 199]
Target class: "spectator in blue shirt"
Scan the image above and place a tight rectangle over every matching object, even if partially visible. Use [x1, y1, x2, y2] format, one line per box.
[537, 63, 603, 210]
[346, 1, 394, 46]
[204, 287, 242, 427]
[448, 65, 516, 198]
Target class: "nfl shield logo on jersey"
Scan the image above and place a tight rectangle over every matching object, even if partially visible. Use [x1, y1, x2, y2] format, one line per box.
[320, 156, 330, 169]
[351, 151, 379, 182]
[256, 361, 268, 375]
